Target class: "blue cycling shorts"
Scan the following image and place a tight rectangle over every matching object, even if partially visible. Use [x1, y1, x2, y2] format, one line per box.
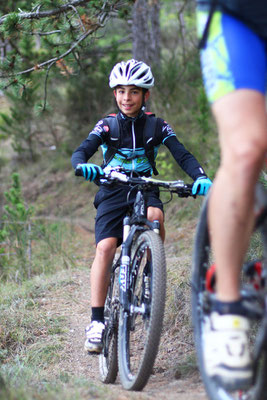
[196, 10, 267, 103]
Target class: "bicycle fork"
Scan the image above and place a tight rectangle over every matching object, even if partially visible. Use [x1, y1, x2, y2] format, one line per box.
[119, 216, 160, 315]
[119, 216, 132, 313]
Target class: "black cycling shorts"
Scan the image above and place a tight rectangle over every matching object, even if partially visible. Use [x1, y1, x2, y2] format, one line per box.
[94, 184, 163, 246]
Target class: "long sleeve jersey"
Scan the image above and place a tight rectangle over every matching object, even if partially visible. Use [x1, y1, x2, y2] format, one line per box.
[71, 111, 207, 181]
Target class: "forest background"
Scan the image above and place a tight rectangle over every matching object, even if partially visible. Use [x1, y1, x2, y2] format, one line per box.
[0, 1, 219, 399]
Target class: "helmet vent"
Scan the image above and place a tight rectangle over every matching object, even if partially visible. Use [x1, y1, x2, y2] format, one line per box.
[109, 59, 154, 89]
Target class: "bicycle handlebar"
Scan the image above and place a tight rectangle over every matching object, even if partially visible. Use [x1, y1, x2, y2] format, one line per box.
[75, 166, 195, 197]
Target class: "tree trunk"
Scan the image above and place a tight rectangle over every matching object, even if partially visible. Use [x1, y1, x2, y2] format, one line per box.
[132, 0, 161, 68]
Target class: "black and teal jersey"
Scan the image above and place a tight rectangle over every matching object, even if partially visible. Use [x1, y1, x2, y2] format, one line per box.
[197, 0, 267, 38]
[71, 111, 206, 181]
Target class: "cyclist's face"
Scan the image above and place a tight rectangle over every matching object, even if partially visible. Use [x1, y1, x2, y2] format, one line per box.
[114, 85, 150, 117]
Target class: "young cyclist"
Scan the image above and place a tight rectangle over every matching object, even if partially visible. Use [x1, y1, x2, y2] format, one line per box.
[71, 59, 212, 354]
[196, 0, 267, 391]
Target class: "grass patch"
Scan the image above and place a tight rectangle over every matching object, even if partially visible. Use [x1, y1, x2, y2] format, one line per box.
[173, 353, 198, 379]
[0, 273, 68, 368]
[0, 271, 90, 399]
[165, 195, 203, 227]
[0, 372, 110, 400]
[0, 279, 68, 361]
[1, 219, 76, 282]
[0, 266, 134, 400]
[24, 342, 64, 366]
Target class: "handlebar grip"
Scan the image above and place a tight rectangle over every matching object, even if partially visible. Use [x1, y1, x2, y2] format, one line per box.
[175, 183, 195, 198]
[75, 166, 83, 177]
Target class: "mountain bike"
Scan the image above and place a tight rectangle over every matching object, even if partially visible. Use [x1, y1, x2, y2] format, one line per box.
[76, 166, 195, 391]
[191, 182, 267, 400]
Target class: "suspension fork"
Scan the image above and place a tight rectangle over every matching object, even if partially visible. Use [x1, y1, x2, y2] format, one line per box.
[119, 217, 136, 312]
[119, 242, 131, 311]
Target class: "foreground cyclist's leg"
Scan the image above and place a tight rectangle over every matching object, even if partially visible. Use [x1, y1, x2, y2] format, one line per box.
[85, 237, 117, 353]
[206, 90, 267, 389]
[197, 9, 267, 390]
[210, 90, 267, 301]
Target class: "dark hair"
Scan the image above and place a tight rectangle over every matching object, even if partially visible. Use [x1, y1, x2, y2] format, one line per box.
[114, 85, 149, 94]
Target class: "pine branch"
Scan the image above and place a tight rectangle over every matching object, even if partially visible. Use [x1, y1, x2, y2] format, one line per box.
[0, 0, 91, 25]
[0, 0, 126, 25]
[0, 27, 97, 78]
[43, 62, 54, 110]
[0, 1, 113, 78]
[25, 30, 62, 36]
[67, 4, 87, 33]
[0, 0, 130, 108]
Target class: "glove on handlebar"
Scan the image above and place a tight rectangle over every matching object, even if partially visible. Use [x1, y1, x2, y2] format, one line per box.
[192, 177, 212, 196]
[77, 163, 104, 181]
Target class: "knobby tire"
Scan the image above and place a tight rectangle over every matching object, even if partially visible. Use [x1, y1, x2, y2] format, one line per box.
[118, 230, 166, 391]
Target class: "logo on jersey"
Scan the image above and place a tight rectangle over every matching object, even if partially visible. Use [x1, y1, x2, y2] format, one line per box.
[163, 123, 175, 136]
[94, 125, 103, 133]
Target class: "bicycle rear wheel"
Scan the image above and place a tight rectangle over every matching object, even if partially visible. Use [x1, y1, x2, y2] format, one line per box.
[118, 229, 166, 391]
[191, 193, 267, 400]
[99, 261, 119, 384]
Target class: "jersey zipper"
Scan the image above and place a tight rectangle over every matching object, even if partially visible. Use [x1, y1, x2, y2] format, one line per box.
[131, 121, 136, 174]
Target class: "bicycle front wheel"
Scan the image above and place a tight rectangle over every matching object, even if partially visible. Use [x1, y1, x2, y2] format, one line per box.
[118, 230, 166, 391]
[191, 194, 267, 400]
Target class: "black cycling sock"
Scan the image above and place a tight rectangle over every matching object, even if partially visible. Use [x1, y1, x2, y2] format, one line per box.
[91, 307, 104, 323]
[212, 299, 247, 316]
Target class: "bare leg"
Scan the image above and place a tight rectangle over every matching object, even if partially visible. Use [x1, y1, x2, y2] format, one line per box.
[147, 206, 165, 241]
[90, 237, 117, 307]
[209, 90, 267, 302]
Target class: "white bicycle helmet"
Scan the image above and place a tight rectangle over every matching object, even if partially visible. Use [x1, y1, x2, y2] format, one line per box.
[109, 59, 154, 89]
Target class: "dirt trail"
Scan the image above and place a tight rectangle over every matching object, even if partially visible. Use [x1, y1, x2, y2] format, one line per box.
[49, 221, 208, 400]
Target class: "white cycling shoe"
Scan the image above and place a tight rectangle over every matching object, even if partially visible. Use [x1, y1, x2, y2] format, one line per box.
[203, 312, 253, 391]
[84, 321, 105, 354]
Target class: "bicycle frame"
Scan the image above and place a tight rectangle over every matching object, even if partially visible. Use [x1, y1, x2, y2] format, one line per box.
[76, 165, 195, 390]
